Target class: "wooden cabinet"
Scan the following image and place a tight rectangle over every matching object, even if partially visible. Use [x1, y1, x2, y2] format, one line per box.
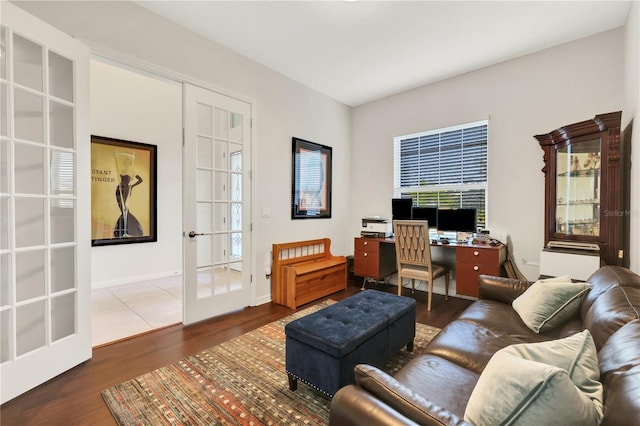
[456, 245, 506, 298]
[353, 238, 397, 280]
[535, 112, 628, 266]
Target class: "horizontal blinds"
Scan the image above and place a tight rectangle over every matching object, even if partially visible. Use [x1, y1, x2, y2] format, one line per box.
[396, 122, 487, 187]
[393, 121, 488, 228]
[50, 150, 75, 208]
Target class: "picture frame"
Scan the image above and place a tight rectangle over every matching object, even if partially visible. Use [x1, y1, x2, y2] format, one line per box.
[90, 135, 157, 246]
[291, 137, 332, 219]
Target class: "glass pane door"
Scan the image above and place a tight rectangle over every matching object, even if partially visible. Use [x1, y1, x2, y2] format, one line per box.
[0, 2, 90, 404]
[183, 83, 251, 325]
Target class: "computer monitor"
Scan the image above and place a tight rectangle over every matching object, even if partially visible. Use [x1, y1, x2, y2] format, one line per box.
[411, 206, 438, 228]
[392, 197, 413, 221]
[437, 208, 477, 232]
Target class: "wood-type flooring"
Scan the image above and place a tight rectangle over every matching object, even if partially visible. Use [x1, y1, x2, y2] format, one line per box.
[0, 281, 472, 425]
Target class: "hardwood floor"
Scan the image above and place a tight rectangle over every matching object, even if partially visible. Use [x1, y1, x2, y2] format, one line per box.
[0, 281, 472, 425]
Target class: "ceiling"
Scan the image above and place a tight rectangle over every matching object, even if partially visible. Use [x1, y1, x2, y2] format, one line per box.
[136, 1, 631, 107]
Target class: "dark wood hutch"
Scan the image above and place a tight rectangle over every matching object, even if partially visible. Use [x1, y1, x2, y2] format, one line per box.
[535, 111, 628, 267]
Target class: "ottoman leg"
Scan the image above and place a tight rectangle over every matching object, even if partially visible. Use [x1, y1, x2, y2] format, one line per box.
[288, 373, 298, 391]
[406, 339, 414, 352]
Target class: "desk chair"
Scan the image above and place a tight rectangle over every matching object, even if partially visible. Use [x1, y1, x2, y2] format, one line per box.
[393, 220, 450, 311]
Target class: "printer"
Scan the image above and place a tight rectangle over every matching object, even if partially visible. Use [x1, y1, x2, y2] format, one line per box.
[361, 217, 392, 238]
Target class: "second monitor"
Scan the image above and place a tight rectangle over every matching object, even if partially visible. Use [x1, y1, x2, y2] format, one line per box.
[411, 206, 438, 228]
[437, 208, 477, 232]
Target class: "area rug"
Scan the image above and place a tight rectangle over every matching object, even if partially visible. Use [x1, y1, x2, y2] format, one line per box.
[102, 301, 441, 425]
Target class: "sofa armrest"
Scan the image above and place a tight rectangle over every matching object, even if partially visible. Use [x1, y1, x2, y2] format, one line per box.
[330, 385, 421, 426]
[478, 275, 533, 304]
[336, 364, 472, 426]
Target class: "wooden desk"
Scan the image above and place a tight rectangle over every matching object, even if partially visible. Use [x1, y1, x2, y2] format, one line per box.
[353, 237, 397, 283]
[353, 237, 506, 298]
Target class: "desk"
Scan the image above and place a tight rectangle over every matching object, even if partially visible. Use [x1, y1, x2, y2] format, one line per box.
[353, 237, 506, 298]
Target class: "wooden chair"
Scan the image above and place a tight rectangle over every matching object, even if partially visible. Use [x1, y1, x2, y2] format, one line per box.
[393, 220, 450, 311]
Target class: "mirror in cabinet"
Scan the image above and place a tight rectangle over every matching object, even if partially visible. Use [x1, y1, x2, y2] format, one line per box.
[535, 111, 627, 267]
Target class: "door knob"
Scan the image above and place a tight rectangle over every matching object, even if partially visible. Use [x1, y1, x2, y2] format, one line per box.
[188, 231, 210, 238]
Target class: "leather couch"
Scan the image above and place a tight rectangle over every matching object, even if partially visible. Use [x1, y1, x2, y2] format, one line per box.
[329, 265, 640, 425]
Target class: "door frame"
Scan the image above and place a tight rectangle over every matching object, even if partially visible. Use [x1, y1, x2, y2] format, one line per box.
[89, 49, 258, 310]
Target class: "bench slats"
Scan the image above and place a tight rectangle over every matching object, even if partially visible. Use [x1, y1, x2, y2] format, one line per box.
[272, 238, 347, 309]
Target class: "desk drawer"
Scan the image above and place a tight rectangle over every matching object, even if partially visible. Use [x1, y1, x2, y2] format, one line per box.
[354, 238, 380, 253]
[354, 249, 379, 277]
[456, 263, 501, 298]
[456, 246, 501, 264]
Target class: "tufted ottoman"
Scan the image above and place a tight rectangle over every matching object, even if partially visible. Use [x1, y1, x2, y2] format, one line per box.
[284, 289, 416, 397]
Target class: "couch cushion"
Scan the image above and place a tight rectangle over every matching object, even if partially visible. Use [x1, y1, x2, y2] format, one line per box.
[599, 319, 640, 378]
[456, 299, 550, 338]
[425, 316, 549, 374]
[583, 286, 640, 350]
[553, 318, 584, 339]
[582, 265, 640, 320]
[464, 330, 603, 426]
[512, 276, 591, 333]
[598, 319, 640, 425]
[599, 365, 640, 426]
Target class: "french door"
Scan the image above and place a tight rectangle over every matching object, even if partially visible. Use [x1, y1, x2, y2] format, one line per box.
[0, 3, 91, 403]
[183, 83, 252, 325]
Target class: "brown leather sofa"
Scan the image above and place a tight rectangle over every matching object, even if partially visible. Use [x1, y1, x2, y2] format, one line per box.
[329, 265, 640, 425]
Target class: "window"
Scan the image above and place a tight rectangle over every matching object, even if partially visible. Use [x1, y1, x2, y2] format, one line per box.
[393, 120, 488, 229]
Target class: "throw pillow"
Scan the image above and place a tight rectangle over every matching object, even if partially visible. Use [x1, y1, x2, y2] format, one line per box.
[464, 330, 603, 426]
[512, 275, 591, 333]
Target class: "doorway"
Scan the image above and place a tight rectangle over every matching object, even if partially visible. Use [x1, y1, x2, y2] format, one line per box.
[90, 60, 254, 344]
[90, 58, 183, 346]
[91, 275, 182, 346]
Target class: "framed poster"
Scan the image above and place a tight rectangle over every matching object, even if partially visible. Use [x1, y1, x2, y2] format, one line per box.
[91, 135, 157, 246]
[291, 137, 332, 219]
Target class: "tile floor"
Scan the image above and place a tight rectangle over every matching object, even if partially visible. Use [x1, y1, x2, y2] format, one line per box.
[92, 275, 183, 347]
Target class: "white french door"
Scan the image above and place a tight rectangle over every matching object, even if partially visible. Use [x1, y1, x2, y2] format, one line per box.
[0, 3, 91, 403]
[183, 83, 252, 325]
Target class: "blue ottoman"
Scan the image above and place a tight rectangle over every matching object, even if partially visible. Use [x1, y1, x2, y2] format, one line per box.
[285, 290, 416, 397]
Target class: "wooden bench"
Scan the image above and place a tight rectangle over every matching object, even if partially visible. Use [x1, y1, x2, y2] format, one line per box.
[272, 238, 347, 309]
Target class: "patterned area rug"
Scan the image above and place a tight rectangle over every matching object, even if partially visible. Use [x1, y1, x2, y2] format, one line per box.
[102, 301, 441, 425]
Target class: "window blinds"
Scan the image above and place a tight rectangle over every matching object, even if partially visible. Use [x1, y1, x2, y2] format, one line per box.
[393, 120, 488, 228]
[50, 150, 75, 208]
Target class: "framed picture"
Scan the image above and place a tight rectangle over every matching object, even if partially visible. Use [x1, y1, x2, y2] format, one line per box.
[91, 135, 157, 246]
[291, 137, 332, 219]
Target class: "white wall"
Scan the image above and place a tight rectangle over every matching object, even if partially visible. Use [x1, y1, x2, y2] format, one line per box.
[351, 29, 625, 282]
[624, 1, 639, 274]
[17, 1, 635, 298]
[17, 1, 352, 304]
[90, 59, 183, 287]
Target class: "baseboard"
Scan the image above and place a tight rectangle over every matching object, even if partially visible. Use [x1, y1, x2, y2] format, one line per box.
[254, 294, 272, 306]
